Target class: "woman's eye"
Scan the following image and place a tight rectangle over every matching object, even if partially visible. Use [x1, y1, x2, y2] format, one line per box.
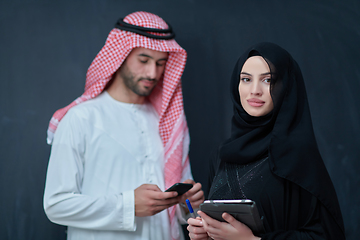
[241, 78, 250, 82]
[263, 78, 271, 83]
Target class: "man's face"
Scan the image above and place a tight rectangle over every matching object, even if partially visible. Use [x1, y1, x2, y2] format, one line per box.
[119, 47, 169, 97]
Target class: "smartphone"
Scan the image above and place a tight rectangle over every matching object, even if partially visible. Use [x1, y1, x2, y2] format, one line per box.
[165, 183, 193, 195]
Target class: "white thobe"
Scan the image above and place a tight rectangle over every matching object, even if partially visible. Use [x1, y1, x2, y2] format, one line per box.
[44, 91, 191, 240]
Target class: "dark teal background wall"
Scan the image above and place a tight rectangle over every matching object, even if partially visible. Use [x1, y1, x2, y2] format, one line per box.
[1, 0, 359, 239]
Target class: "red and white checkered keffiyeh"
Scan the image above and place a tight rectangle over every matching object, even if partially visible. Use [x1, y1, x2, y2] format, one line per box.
[47, 11, 189, 240]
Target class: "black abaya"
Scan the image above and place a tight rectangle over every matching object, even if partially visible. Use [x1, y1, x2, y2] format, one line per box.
[208, 155, 344, 239]
[209, 42, 345, 239]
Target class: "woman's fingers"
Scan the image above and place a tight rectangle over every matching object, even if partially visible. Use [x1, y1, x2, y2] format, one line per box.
[187, 217, 209, 240]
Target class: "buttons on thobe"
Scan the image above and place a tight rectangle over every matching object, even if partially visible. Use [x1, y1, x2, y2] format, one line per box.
[132, 105, 156, 184]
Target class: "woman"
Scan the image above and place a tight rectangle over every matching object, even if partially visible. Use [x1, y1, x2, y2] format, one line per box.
[188, 42, 345, 240]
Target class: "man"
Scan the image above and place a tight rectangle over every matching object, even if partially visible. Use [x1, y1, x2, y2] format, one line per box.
[44, 11, 204, 240]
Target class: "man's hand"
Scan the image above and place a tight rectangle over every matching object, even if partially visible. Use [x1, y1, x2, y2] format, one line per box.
[134, 184, 180, 217]
[180, 179, 205, 209]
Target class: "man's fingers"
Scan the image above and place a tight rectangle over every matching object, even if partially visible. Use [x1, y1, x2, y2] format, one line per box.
[143, 186, 178, 200]
[186, 189, 204, 202]
[151, 204, 175, 214]
[135, 184, 180, 217]
[183, 179, 195, 185]
[162, 195, 181, 205]
[181, 182, 204, 207]
[155, 194, 181, 207]
[145, 199, 180, 215]
[141, 184, 162, 191]
[184, 182, 202, 195]
[156, 191, 178, 200]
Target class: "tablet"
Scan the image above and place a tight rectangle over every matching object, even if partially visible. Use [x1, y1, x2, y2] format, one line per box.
[199, 199, 265, 235]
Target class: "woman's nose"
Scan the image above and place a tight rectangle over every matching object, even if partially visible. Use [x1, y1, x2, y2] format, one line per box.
[251, 81, 262, 96]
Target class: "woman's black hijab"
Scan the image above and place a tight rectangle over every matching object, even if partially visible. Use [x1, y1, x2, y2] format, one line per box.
[219, 42, 345, 235]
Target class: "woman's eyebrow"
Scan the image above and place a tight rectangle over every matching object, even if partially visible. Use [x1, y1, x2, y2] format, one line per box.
[240, 72, 252, 76]
[240, 72, 271, 76]
[260, 72, 271, 76]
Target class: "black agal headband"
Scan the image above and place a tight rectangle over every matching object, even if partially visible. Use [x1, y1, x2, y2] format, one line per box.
[114, 18, 175, 40]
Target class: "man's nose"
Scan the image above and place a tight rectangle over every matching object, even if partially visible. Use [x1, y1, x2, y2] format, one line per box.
[146, 62, 157, 79]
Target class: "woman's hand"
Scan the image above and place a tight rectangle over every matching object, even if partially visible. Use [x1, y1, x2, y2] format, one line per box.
[187, 216, 210, 240]
[198, 211, 261, 240]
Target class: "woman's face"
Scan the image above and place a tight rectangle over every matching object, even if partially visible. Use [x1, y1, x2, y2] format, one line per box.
[238, 56, 274, 117]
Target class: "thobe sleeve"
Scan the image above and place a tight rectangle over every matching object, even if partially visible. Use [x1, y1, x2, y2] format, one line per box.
[43, 110, 136, 231]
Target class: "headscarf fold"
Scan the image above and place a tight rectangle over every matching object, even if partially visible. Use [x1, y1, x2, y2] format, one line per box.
[219, 42, 345, 235]
[46, 11, 189, 240]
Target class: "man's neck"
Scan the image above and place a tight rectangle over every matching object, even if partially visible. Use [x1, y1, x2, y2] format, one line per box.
[106, 79, 146, 104]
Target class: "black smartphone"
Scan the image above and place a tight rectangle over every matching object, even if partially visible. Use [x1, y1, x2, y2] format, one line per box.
[165, 183, 193, 195]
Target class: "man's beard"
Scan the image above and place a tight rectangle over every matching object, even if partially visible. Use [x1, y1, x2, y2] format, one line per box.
[120, 68, 157, 97]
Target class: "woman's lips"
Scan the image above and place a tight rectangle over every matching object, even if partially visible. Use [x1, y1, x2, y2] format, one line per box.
[247, 98, 265, 107]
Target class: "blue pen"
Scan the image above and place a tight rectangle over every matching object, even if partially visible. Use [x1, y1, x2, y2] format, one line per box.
[185, 199, 197, 218]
